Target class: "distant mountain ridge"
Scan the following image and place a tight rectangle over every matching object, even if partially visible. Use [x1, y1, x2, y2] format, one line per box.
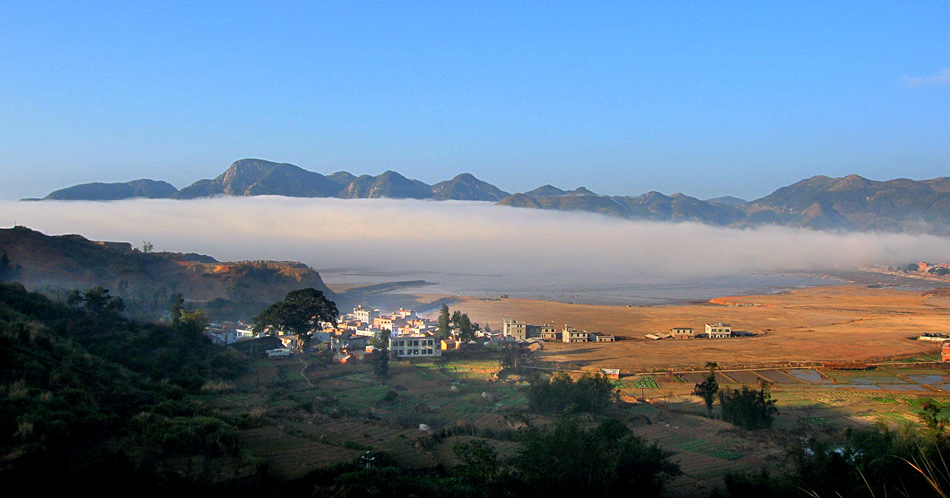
[497, 174, 950, 234]
[43, 179, 178, 200]
[169, 159, 508, 201]
[31, 158, 950, 234]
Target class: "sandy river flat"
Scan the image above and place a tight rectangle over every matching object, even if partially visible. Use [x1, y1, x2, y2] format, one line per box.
[406, 285, 950, 372]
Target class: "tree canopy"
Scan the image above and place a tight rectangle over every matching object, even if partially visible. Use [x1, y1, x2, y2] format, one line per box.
[253, 288, 338, 350]
[527, 371, 618, 414]
[437, 303, 451, 339]
[693, 372, 719, 418]
[515, 418, 680, 498]
[718, 382, 778, 430]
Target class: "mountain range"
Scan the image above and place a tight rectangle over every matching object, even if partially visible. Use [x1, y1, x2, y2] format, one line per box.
[34, 158, 950, 234]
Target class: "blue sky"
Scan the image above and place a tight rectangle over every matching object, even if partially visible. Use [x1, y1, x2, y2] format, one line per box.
[1, 1, 948, 201]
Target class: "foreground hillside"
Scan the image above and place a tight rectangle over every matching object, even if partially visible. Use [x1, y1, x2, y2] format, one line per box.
[0, 226, 334, 320]
[0, 282, 255, 497]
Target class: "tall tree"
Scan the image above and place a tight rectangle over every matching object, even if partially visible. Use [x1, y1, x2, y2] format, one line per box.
[718, 381, 778, 430]
[80, 286, 125, 315]
[169, 293, 185, 325]
[516, 418, 680, 498]
[437, 303, 451, 339]
[253, 288, 338, 352]
[176, 308, 208, 336]
[453, 439, 503, 496]
[458, 313, 473, 342]
[0, 250, 13, 281]
[374, 329, 391, 379]
[693, 362, 719, 418]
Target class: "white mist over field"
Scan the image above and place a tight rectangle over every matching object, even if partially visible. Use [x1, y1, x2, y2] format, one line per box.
[2, 198, 948, 299]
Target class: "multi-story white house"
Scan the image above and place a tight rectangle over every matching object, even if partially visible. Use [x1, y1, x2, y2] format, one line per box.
[389, 333, 442, 358]
[353, 305, 380, 325]
[503, 318, 528, 340]
[562, 326, 589, 343]
[705, 323, 732, 339]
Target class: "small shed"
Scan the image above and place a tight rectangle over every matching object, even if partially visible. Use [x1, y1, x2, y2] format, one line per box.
[601, 368, 621, 379]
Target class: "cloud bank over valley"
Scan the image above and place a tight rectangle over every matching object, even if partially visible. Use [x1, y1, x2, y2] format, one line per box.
[3, 197, 947, 294]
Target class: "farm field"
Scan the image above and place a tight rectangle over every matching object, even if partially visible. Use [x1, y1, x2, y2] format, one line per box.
[441, 284, 950, 371]
[214, 352, 950, 497]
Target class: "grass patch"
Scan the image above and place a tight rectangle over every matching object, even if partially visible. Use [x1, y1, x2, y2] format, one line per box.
[801, 416, 834, 427]
[894, 353, 941, 363]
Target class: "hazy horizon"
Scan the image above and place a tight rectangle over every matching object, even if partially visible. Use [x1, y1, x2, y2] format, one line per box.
[3, 198, 947, 295]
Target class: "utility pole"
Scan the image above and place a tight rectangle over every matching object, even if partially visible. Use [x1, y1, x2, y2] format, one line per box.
[361, 451, 375, 492]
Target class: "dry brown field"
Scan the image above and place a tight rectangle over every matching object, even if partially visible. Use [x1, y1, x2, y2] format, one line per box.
[438, 285, 950, 372]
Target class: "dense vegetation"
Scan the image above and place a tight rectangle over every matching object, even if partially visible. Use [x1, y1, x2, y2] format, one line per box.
[0, 282, 253, 497]
[716, 422, 950, 498]
[308, 418, 680, 498]
[526, 371, 618, 414]
[7, 279, 950, 498]
[692, 364, 778, 431]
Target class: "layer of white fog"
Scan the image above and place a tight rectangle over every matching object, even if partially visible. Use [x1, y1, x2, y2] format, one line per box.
[3, 198, 948, 304]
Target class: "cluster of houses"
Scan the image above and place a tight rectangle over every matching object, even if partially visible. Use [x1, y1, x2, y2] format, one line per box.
[501, 319, 616, 343]
[211, 312, 746, 361]
[908, 262, 950, 275]
[664, 323, 736, 340]
[210, 305, 463, 361]
[204, 321, 256, 345]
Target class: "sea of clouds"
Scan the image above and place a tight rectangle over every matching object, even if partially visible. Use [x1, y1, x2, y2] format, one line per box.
[2, 197, 948, 291]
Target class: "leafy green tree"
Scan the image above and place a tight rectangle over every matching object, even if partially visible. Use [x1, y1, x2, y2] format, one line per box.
[374, 329, 391, 379]
[0, 250, 14, 281]
[169, 293, 185, 325]
[176, 308, 208, 335]
[527, 371, 618, 414]
[253, 288, 338, 352]
[718, 382, 778, 430]
[77, 286, 125, 315]
[500, 342, 530, 371]
[458, 313, 474, 342]
[693, 363, 720, 418]
[919, 400, 946, 432]
[437, 303, 451, 339]
[789, 424, 950, 498]
[453, 439, 501, 488]
[515, 418, 680, 498]
[65, 289, 83, 307]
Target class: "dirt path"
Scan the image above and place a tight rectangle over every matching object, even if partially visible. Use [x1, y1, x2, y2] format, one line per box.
[298, 359, 314, 388]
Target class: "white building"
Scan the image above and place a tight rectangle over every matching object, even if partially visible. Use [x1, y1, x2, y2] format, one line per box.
[395, 308, 417, 320]
[389, 333, 442, 358]
[353, 305, 379, 325]
[503, 318, 528, 340]
[671, 327, 695, 340]
[705, 323, 732, 339]
[562, 326, 589, 343]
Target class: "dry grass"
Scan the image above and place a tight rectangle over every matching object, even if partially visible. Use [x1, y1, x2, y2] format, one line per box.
[445, 285, 950, 371]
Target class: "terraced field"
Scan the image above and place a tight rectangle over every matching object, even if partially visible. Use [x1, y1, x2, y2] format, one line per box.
[217, 352, 950, 497]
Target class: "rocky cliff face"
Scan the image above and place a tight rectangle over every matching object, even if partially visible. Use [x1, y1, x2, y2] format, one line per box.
[431, 173, 510, 201]
[173, 158, 342, 199]
[0, 226, 334, 320]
